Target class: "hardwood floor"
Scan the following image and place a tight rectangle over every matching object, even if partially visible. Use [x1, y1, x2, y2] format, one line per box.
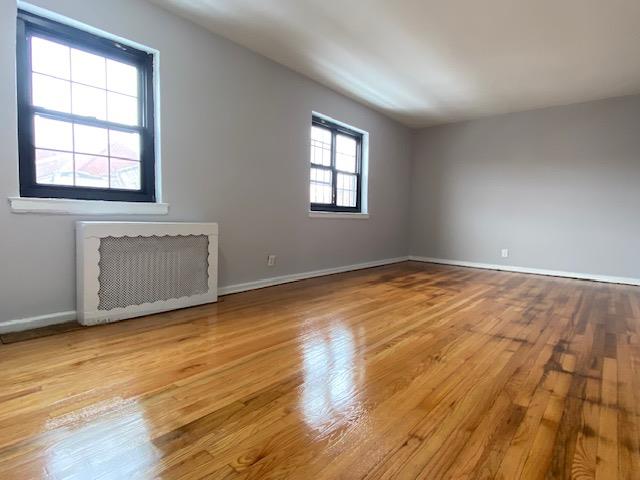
[0, 261, 639, 479]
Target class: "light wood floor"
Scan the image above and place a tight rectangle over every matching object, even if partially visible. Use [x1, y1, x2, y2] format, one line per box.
[1, 262, 639, 479]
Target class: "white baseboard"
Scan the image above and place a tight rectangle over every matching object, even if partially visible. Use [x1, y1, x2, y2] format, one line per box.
[4, 256, 636, 335]
[218, 256, 410, 295]
[409, 256, 640, 287]
[0, 256, 409, 334]
[0, 311, 77, 334]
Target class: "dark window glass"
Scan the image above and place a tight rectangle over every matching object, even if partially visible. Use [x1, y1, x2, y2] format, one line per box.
[16, 10, 155, 202]
[310, 116, 363, 212]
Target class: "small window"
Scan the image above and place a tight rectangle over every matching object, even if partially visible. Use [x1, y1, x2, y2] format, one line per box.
[16, 11, 156, 202]
[309, 115, 363, 213]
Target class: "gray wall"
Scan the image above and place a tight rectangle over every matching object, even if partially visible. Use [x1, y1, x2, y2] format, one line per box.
[409, 95, 640, 280]
[0, 0, 413, 323]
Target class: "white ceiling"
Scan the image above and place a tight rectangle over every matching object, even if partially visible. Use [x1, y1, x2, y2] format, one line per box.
[151, 0, 640, 127]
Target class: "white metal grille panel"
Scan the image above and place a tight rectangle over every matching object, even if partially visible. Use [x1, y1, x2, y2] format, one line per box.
[98, 235, 209, 311]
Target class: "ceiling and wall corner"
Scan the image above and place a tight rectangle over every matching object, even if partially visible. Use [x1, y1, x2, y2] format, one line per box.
[150, 0, 640, 127]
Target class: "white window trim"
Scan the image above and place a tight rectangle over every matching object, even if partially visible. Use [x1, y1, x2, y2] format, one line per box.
[14, 2, 164, 213]
[9, 197, 168, 215]
[310, 111, 369, 218]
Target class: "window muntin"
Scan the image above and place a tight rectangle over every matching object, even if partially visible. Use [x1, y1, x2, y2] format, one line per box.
[16, 11, 155, 202]
[310, 116, 362, 212]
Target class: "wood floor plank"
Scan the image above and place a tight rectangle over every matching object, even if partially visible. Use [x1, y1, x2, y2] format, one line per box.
[0, 262, 638, 479]
[596, 357, 619, 480]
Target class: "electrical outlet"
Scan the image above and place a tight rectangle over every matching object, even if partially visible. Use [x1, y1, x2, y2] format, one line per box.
[267, 255, 277, 267]
[501, 248, 509, 258]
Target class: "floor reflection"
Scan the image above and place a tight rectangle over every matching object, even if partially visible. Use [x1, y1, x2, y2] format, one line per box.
[45, 397, 159, 479]
[300, 324, 364, 435]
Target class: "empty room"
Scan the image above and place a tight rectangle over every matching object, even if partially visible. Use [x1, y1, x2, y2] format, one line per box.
[1, 0, 639, 479]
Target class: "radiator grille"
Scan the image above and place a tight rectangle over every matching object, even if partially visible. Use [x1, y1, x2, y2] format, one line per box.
[98, 235, 209, 311]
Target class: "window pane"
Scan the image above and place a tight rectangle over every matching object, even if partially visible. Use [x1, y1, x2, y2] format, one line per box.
[337, 173, 357, 207]
[107, 92, 138, 126]
[310, 126, 331, 166]
[71, 49, 106, 88]
[336, 134, 357, 173]
[110, 158, 140, 190]
[32, 73, 71, 113]
[336, 134, 356, 155]
[107, 59, 138, 96]
[35, 149, 74, 186]
[31, 37, 70, 80]
[310, 167, 332, 184]
[310, 167, 332, 204]
[72, 83, 107, 120]
[34, 116, 73, 151]
[74, 154, 109, 188]
[74, 124, 108, 156]
[109, 130, 140, 160]
[310, 184, 332, 204]
[20, 16, 154, 201]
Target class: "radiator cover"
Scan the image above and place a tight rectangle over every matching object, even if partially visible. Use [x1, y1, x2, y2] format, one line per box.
[76, 222, 218, 326]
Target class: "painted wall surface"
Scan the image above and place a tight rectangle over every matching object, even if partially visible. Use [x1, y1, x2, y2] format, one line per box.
[2, 0, 638, 328]
[410, 95, 640, 279]
[0, 0, 413, 323]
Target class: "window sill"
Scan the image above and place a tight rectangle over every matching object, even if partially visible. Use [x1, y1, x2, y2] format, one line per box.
[9, 197, 169, 215]
[309, 211, 369, 220]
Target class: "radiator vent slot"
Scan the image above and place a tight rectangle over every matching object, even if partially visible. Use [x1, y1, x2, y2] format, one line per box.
[98, 235, 209, 310]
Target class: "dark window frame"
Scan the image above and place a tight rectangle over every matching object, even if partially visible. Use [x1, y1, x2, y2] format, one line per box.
[310, 115, 363, 213]
[16, 10, 156, 202]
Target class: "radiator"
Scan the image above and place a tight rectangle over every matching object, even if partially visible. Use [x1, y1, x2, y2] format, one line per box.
[76, 222, 218, 326]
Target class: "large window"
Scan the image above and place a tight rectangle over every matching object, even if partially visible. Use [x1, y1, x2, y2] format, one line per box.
[310, 115, 363, 213]
[16, 11, 156, 202]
